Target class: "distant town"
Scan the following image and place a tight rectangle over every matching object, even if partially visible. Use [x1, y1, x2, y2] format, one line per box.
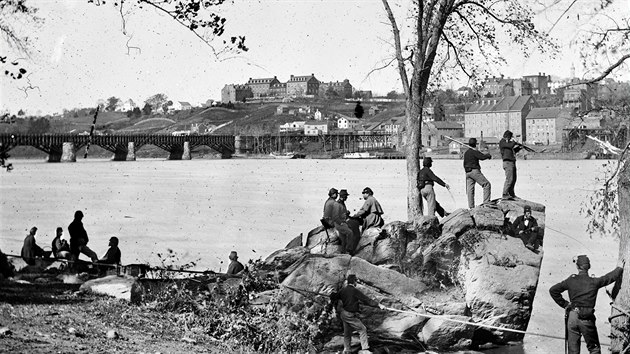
[2, 66, 628, 156]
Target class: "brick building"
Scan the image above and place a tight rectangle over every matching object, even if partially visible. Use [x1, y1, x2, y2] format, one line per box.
[465, 96, 537, 141]
[221, 84, 253, 103]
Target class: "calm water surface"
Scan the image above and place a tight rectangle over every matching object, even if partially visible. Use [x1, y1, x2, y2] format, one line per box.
[0, 157, 619, 353]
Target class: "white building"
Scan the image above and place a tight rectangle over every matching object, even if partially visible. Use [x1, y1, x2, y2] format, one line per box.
[313, 109, 322, 120]
[279, 121, 306, 133]
[304, 122, 329, 136]
[337, 116, 360, 130]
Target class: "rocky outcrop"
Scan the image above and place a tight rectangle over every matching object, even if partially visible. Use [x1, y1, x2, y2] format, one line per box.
[258, 198, 545, 352]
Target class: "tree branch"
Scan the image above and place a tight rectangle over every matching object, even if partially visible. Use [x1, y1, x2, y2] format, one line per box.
[454, 0, 514, 25]
[381, 0, 410, 96]
[441, 32, 472, 78]
[562, 53, 630, 88]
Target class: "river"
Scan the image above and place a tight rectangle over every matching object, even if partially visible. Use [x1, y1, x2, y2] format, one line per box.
[0, 157, 620, 353]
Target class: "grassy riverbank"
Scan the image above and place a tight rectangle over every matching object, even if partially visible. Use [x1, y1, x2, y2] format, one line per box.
[0, 280, 229, 353]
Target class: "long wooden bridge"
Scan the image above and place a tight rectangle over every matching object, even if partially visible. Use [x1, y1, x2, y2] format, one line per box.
[0, 133, 396, 161]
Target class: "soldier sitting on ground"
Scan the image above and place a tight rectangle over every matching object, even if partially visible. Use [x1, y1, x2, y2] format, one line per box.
[512, 205, 542, 252]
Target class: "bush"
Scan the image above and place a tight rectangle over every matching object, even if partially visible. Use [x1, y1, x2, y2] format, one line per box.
[143, 253, 336, 353]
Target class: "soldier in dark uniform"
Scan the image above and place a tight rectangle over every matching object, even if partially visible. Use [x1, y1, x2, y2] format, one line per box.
[463, 138, 492, 208]
[499, 130, 523, 199]
[331, 274, 385, 354]
[549, 255, 624, 354]
[417, 157, 450, 218]
[512, 205, 542, 251]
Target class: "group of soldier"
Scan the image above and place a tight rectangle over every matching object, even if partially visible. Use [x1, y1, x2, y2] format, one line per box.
[324, 129, 625, 354]
[20, 210, 121, 274]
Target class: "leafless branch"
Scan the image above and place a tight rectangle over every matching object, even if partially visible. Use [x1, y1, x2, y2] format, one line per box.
[561, 53, 630, 88]
[17, 74, 40, 97]
[381, 0, 410, 96]
[547, 0, 578, 34]
[441, 32, 472, 78]
[454, 1, 514, 25]
[365, 57, 397, 80]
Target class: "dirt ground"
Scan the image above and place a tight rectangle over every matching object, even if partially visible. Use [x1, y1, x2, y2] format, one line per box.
[0, 280, 227, 354]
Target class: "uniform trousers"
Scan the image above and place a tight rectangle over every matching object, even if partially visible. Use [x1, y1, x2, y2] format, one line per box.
[340, 309, 370, 351]
[465, 169, 491, 208]
[567, 308, 601, 354]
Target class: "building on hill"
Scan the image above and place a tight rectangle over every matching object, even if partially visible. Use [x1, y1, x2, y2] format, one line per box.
[304, 121, 329, 135]
[269, 82, 287, 97]
[287, 74, 320, 97]
[319, 79, 353, 98]
[523, 73, 551, 95]
[222, 84, 253, 103]
[562, 78, 597, 111]
[337, 115, 360, 130]
[247, 76, 281, 97]
[354, 90, 373, 100]
[480, 76, 514, 97]
[465, 96, 537, 141]
[279, 121, 306, 133]
[369, 105, 380, 116]
[420, 121, 463, 147]
[117, 99, 137, 112]
[525, 107, 573, 144]
[480, 74, 550, 97]
[314, 109, 322, 120]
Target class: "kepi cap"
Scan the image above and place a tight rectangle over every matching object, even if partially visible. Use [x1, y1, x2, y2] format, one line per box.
[575, 255, 590, 269]
[468, 138, 477, 146]
[362, 187, 373, 195]
[339, 189, 349, 196]
[523, 205, 531, 212]
[423, 157, 433, 166]
[328, 188, 339, 196]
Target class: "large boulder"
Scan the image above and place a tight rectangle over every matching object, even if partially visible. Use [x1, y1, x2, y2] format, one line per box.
[470, 205, 506, 231]
[420, 315, 476, 350]
[80, 275, 137, 301]
[305, 225, 344, 255]
[441, 208, 475, 236]
[255, 198, 547, 351]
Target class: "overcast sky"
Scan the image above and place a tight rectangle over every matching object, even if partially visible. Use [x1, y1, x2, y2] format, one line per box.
[1, 0, 628, 115]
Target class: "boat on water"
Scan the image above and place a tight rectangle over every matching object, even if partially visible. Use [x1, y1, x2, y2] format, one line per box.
[269, 152, 306, 159]
[343, 152, 377, 159]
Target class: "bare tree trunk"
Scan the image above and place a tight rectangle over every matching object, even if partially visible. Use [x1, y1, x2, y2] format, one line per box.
[405, 91, 423, 220]
[611, 151, 629, 353]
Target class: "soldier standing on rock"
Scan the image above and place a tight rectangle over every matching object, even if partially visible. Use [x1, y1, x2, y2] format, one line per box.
[463, 138, 492, 208]
[549, 255, 624, 354]
[417, 157, 451, 218]
[331, 274, 385, 354]
[499, 130, 523, 200]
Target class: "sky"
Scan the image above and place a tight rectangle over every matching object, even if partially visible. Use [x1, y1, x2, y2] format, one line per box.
[0, 0, 629, 115]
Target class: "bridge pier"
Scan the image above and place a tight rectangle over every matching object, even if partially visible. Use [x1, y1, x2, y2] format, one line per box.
[112, 144, 128, 161]
[127, 142, 136, 161]
[59, 142, 76, 162]
[168, 142, 191, 160]
[182, 141, 191, 160]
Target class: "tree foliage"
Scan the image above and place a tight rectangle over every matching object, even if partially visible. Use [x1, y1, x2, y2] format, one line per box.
[88, 0, 247, 57]
[106, 96, 120, 111]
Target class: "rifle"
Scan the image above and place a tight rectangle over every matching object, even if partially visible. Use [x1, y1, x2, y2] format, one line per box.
[444, 135, 476, 150]
[84, 106, 100, 159]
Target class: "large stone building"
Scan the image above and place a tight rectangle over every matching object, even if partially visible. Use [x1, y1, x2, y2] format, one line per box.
[246, 76, 281, 98]
[221, 84, 253, 103]
[223, 73, 354, 101]
[480, 73, 551, 97]
[525, 107, 574, 144]
[465, 96, 537, 141]
[286, 74, 320, 96]
[319, 79, 353, 98]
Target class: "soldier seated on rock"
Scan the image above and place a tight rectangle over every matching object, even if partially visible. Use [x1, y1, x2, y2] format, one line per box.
[21, 226, 45, 266]
[511, 205, 542, 252]
[97, 236, 121, 276]
[51, 227, 71, 260]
